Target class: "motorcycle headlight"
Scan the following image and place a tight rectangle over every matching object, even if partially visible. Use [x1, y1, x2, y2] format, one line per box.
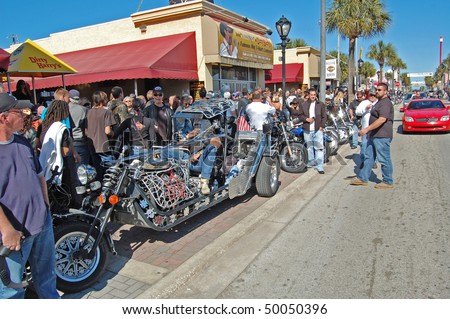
[404, 116, 414, 123]
[440, 115, 449, 121]
[77, 164, 97, 185]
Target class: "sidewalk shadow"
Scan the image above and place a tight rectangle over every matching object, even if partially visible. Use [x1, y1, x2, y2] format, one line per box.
[111, 188, 258, 256]
[344, 152, 381, 183]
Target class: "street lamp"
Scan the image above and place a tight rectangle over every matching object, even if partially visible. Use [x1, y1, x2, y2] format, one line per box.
[357, 58, 364, 89]
[276, 15, 291, 109]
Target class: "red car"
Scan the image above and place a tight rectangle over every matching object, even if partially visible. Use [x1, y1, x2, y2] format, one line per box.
[401, 99, 450, 133]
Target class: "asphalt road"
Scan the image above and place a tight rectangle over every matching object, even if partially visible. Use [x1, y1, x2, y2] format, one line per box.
[160, 105, 450, 299]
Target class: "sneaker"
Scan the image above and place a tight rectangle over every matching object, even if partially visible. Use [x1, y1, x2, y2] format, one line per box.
[374, 182, 394, 189]
[200, 178, 210, 195]
[350, 178, 368, 186]
[318, 170, 325, 174]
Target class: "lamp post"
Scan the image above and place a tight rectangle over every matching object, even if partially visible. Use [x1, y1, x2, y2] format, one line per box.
[357, 58, 364, 89]
[276, 15, 291, 109]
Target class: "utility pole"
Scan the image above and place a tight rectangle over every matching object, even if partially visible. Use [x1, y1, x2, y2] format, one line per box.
[319, 0, 326, 101]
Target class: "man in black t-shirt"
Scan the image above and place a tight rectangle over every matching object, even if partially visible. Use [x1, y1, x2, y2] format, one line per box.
[351, 83, 394, 189]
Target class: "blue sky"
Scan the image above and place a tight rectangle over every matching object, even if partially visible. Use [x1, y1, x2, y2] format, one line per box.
[2, 0, 449, 75]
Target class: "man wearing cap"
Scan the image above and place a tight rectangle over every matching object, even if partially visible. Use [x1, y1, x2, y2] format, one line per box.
[348, 90, 365, 149]
[143, 86, 173, 145]
[355, 90, 378, 168]
[0, 93, 60, 299]
[68, 89, 89, 165]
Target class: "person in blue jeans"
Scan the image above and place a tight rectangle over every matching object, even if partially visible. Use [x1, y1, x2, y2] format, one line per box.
[350, 83, 394, 189]
[0, 93, 60, 299]
[348, 90, 365, 149]
[297, 88, 328, 174]
[160, 129, 222, 195]
[355, 90, 378, 168]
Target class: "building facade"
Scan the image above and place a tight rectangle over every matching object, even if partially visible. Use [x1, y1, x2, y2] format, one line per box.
[7, 0, 273, 100]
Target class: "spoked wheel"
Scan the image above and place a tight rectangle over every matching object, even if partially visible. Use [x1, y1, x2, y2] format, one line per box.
[54, 221, 109, 293]
[280, 142, 307, 173]
[256, 157, 280, 197]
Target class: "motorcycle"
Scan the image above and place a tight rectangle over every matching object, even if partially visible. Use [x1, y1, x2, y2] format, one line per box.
[272, 112, 308, 173]
[327, 111, 350, 145]
[290, 123, 332, 165]
[22, 164, 112, 295]
[52, 98, 281, 292]
[49, 165, 114, 293]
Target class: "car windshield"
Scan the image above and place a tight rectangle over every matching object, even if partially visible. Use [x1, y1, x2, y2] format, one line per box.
[408, 101, 444, 110]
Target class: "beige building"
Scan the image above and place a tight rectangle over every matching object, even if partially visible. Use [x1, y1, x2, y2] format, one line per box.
[8, 0, 273, 100]
[266, 46, 337, 93]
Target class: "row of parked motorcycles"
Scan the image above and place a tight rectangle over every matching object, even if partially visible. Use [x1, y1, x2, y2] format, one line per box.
[28, 99, 357, 296]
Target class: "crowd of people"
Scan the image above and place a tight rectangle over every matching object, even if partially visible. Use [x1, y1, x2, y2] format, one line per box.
[0, 78, 397, 298]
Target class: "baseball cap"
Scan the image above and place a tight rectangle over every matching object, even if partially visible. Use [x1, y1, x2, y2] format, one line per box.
[224, 92, 231, 99]
[0, 93, 32, 113]
[154, 86, 163, 92]
[69, 89, 80, 100]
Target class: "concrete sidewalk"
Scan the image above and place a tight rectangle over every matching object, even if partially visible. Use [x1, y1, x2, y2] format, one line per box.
[63, 145, 353, 299]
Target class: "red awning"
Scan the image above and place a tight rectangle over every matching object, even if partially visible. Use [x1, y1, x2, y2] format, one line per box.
[31, 32, 198, 89]
[265, 63, 303, 84]
[0, 48, 10, 72]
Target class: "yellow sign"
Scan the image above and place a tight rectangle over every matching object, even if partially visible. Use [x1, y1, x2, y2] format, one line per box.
[8, 39, 77, 77]
[218, 22, 273, 64]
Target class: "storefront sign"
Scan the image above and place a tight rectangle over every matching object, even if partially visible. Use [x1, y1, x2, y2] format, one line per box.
[326, 59, 337, 79]
[217, 22, 273, 64]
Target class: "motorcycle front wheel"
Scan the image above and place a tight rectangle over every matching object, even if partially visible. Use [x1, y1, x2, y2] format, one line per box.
[280, 142, 307, 173]
[54, 221, 110, 293]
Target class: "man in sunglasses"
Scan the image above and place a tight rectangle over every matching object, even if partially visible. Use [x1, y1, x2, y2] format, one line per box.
[351, 83, 394, 189]
[143, 86, 173, 145]
[0, 93, 60, 298]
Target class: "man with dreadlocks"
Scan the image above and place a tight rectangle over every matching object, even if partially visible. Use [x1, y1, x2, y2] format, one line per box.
[38, 100, 82, 207]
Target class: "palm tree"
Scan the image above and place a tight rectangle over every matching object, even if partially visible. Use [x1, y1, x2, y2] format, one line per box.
[275, 38, 308, 50]
[387, 55, 407, 91]
[425, 76, 434, 89]
[400, 72, 411, 89]
[360, 61, 376, 86]
[367, 40, 396, 84]
[326, 0, 392, 101]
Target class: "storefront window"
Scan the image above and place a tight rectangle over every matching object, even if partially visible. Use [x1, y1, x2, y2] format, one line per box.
[212, 64, 256, 92]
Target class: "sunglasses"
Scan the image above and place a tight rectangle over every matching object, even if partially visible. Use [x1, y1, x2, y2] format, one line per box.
[153, 93, 163, 97]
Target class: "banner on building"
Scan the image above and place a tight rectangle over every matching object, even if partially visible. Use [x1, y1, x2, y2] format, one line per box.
[217, 22, 273, 64]
[326, 59, 337, 79]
